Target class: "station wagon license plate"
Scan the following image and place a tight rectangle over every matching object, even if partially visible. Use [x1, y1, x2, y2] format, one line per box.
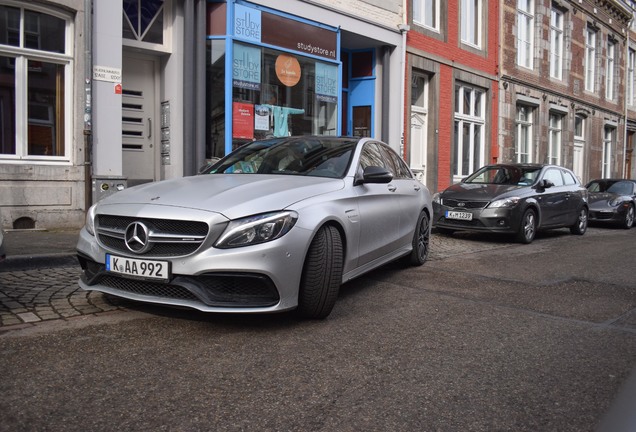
[446, 211, 473, 221]
[106, 254, 170, 281]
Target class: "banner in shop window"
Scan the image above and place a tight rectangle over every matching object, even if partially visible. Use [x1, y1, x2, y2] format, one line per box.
[315, 62, 338, 103]
[233, 43, 261, 90]
[232, 102, 254, 140]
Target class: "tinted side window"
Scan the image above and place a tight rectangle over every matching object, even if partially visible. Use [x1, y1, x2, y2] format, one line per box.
[543, 168, 564, 186]
[359, 143, 385, 170]
[379, 143, 411, 179]
[562, 170, 577, 186]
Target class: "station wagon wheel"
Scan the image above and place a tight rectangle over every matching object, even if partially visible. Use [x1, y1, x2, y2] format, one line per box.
[622, 204, 635, 229]
[516, 208, 536, 244]
[296, 225, 343, 319]
[405, 211, 430, 266]
[570, 207, 588, 235]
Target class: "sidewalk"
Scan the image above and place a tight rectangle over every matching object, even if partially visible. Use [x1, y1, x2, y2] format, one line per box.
[0, 228, 80, 272]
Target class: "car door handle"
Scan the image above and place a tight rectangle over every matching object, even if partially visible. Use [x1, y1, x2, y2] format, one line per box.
[413, 184, 421, 191]
[387, 185, 397, 192]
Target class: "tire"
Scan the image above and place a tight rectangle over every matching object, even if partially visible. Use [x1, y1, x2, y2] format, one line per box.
[295, 225, 343, 319]
[570, 207, 588, 235]
[405, 211, 430, 266]
[621, 204, 635, 229]
[516, 208, 537, 244]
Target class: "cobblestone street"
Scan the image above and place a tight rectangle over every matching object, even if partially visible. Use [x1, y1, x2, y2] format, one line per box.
[0, 229, 607, 328]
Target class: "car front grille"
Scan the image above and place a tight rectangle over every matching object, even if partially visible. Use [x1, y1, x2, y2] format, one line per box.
[442, 199, 489, 209]
[589, 211, 614, 220]
[96, 215, 209, 257]
[438, 217, 485, 228]
[78, 253, 281, 308]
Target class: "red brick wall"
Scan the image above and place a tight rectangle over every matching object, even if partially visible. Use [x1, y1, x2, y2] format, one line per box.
[405, 0, 499, 191]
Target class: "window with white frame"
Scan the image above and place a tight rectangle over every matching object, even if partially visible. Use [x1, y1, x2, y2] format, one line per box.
[0, 4, 72, 159]
[550, 7, 563, 79]
[574, 115, 585, 141]
[517, 0, 534, 69]
[602, 126, 614, 177]
[516, 105, 533, 163]
[548, 113, 562, 165]
[585, 27, 596, 92]
[460, 0, 482, 48]
[453, 84, 486, 179]
[606, 39, 615, 100]
[629, 49, 635, 106]
[413, 0, 440, 32]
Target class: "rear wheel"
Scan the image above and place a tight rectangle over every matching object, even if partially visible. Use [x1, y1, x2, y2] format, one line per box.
[570, 207, 588, 235]
[621, 204, 635, 229]
[295, 225, 343, 319]
[405, 211, 430, 266]
[516, 208, 536, 244]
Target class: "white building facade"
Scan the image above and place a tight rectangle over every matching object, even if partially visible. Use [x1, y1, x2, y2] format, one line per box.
[0, 0, 407, 230]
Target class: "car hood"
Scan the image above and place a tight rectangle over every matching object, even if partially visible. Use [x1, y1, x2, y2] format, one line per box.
[440, 183, 525, 201]
[97, 174, 345, 219]
[587, 192, 624, 207]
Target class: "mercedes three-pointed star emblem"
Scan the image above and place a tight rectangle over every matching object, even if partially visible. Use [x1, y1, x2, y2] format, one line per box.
[125, 222, 152, 254]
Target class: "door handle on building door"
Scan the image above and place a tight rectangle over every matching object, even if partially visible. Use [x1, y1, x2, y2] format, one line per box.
[148, 118, 152, 139]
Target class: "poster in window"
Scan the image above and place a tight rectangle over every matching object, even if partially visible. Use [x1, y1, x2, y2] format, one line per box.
[233, 102, 254, 139]
[233, 43, 261, 90]
[315, 62, 338, 103]
[254, 105, 270, 131]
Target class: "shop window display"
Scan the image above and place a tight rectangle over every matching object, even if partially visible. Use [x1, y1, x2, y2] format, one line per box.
[231, 43, 338, 151]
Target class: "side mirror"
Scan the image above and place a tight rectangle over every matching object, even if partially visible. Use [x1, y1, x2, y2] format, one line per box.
[539, 179, 555, 189]
[356, 166, 393, 185]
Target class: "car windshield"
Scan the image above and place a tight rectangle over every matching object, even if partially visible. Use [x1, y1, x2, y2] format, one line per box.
[606, 181, 634, 195]
[463, 166, 541, 186]
[204, 137, 357, 179]
[587, 180, 616, 192]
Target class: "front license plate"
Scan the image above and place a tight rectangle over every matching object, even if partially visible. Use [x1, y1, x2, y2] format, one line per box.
[446, 211, 473, 221]
[106, 254, 170, 281]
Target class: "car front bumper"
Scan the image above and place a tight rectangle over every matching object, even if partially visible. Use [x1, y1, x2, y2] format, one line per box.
[76, 224, 313, 314]
[433, 204, 523, 234]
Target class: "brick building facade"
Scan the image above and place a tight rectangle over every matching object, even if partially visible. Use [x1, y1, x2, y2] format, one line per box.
[499, 0, 632, 183]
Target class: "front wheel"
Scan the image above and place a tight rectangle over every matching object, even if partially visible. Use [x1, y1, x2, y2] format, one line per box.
[621, 204, 635, 229]
[405, 211, 430, 266]
[295, 225, 343, 319]
[570, 207, 588, 235]
[516, 208, 537, 244]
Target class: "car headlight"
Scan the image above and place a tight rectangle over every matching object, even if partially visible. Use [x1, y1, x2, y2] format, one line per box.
[488, 197, 520, 208]
[85, 204, 98, 236]
[215, 211, 298, 249]
[432, 193, 441, 204]
[608, 198, 623, 207]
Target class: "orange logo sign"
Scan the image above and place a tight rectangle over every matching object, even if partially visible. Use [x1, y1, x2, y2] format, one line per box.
[275, 54, 301, 87]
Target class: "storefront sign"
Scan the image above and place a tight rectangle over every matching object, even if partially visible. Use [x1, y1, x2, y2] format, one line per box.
[233, 5, 337, 61]
[315, 62, 338, 103]
[233, 43, 261, 90]
[262, 13, 337, 60]
[275, 54, 301, 87]
[232, 102, 254, 139]
[234, 4, 261, 43]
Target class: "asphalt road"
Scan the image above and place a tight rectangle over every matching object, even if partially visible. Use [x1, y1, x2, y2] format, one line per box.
[1, 227, 635, 431]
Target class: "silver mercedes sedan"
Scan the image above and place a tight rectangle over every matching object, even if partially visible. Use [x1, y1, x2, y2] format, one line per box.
[77, 136, 432, 318]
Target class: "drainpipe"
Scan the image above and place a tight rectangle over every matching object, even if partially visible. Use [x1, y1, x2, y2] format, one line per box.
[399, 22, 409, 159]
[624, 16, 633, 179]
[84, 0, 93, 210]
